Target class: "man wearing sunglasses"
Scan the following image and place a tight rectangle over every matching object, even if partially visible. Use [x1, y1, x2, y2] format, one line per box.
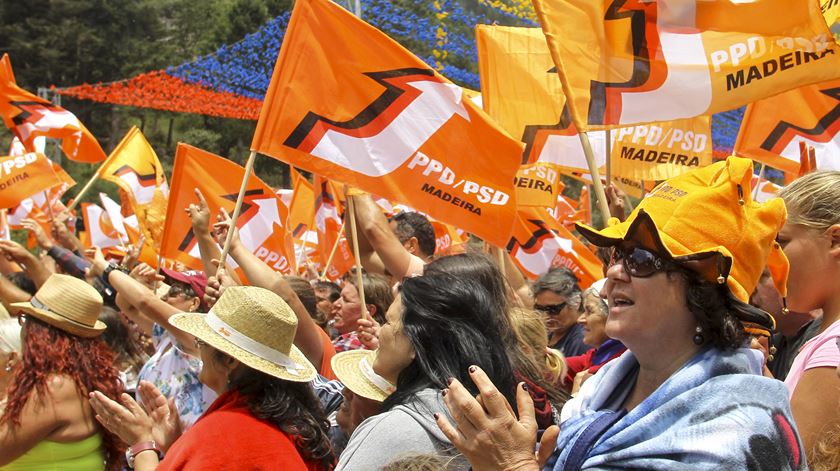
[532, 267, 590, 357]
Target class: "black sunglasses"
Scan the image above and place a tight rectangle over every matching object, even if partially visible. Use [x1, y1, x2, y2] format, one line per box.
[610, 246, 675, 278]
[534, 302, 568, 316]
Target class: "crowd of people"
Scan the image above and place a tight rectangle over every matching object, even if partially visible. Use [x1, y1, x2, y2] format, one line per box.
[0, 156, 837, 470]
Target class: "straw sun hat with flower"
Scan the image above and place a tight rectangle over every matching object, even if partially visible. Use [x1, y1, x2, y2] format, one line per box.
[169, 285, 316, 382]
[11, 274, 106, 338]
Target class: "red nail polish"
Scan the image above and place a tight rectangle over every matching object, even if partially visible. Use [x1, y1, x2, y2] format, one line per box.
[469, 365, 477, 373]
[434, 413, 440, 420]
[447, 377, 454, 385]
[521, 382, 529, 392]
[441, 389, 448, 397]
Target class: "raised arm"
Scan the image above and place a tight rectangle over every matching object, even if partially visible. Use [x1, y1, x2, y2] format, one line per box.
[350, 193, 413, 278]
[214, 214, 325, 370]
[0, 240, 51, 288]
[186, 189, 223, 277]
[87, 248, 199, 357]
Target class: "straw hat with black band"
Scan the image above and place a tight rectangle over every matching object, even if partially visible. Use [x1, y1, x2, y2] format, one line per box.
[169, 285, 316, 382]
[11, 274, 107, 338]
[331, 349, 396, 402]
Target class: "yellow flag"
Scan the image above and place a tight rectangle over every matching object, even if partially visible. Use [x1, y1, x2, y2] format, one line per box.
[532, 0, 840, 131]
[610, 117, 713, 180]
[98, 127, 168, 253]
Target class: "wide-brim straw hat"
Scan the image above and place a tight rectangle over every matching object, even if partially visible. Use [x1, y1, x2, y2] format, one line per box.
[169, 285, 316, 382]
[331, 349, 396, 402]
[11, 274, 106, 337]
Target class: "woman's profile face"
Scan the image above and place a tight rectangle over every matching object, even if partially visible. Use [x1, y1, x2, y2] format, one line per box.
[601, 246, 694, 352]
[777, 222, 836, 313]
[579, 293, 609, 347]
[372, 294, 415, 384]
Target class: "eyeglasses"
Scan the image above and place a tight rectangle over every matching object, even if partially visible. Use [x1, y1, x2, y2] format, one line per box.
[194, 337, 207, 349]
[610, 246, 674, 278]
[534, 302, 568, 316]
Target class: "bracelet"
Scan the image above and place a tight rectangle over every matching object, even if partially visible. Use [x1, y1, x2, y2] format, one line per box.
[126, 440, 162, 468]
[102, 262, 121, 281]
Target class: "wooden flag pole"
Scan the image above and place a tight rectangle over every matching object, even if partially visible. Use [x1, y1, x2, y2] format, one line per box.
[752, 162, 767, 200]
[66, 169, 103, 212]
[605, 129, 612, 185]
[578, 132, 611, 227]
[320, 218, 347, 280]
[345, 193, 369, 321]
[218, 151, 257, 275]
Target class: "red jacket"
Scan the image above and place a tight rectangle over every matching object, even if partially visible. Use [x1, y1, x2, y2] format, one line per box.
[159, 390, 327, 470]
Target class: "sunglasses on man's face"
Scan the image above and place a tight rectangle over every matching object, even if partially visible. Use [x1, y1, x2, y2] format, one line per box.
[610, 246, 674, 278]
[534, 302, 568, 316]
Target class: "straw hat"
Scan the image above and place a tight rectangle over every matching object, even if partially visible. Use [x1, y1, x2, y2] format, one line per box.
[331, 349, 395, 402]
[169, 285, 316, 382]
[11, 274, 106, 337]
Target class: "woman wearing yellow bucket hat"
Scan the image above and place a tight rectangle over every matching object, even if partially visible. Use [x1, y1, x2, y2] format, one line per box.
[0, 274, 124, 471]
[88, 286, 333, 470]
[435, 157, 806, 470]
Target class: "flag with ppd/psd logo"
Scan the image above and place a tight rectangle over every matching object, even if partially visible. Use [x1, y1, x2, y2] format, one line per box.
[251, 0, 522, 247]
[532, 0, 840, 131]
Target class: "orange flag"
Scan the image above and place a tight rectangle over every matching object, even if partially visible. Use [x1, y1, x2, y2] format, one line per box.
[98, 127, 168, 260]
[0, 54, 106, 163]
[0, 152, 62, 209]
[313, 176, 355, 281]
[532, 0, 840, 131]
[507, 206, 603, 286]
[430, 220, 468, 257]
[161, 144, 296, 275]
[288, 168, 315, 240]
[250, 0, 523, 247]
[735, 79, 840, 174]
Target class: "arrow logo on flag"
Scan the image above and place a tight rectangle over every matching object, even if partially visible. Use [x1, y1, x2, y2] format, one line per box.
[284, 68, 469, 177]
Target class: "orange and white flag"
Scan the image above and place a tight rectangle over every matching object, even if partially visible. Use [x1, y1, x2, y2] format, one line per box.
[507, 206, 603, 287]
[532, 0, 840, 131]
[0, 152, 62, 209]
[0, 54, 106, 163]
[251, 0, 523, 247]
[313, 176, 355, 281]
[161, 144, 296, 275]
[81, 203, 124, 249]
[751, 176, 783, 204]
[98, 127, 168, 255]
[735, 79, 840, 174]
[99, 193, 130, 243]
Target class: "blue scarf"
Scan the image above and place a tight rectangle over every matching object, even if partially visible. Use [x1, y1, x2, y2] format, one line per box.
[546, 347, 805, 470]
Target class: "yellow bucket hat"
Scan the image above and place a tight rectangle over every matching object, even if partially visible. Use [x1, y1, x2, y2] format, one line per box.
[576, 156, 789, 306]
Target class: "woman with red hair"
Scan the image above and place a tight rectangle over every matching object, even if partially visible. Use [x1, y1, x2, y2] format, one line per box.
[0, 274, 123, 470]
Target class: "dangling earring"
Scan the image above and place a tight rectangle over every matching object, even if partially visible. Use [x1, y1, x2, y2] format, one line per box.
[4, 363, 12, 372]
[693, 325, 705, 345]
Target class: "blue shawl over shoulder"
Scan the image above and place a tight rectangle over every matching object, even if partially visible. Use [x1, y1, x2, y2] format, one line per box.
[546, 347, 805, 470]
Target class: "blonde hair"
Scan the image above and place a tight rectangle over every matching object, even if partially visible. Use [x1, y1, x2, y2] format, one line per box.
[780, 171, 840, 230]
[0, 319, 20, 354]
[812, 425, 840, 471]
[509, 307, 568, 389]
[381, 453, 457, 471]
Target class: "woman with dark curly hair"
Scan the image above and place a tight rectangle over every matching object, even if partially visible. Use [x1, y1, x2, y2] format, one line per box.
[437, 157, 807, 471]
[89, 286, 333, 470]
[0, 274, 123, 471]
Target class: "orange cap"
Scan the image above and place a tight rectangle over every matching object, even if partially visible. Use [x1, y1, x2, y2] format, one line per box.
[576, 156, 788, 307]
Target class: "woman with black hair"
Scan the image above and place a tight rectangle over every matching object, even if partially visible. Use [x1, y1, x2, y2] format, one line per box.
[89, 286, 333, 470]
[335, 272, 517, 471]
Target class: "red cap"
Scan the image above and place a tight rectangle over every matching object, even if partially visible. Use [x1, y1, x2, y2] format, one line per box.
[160, 268, 208, 303]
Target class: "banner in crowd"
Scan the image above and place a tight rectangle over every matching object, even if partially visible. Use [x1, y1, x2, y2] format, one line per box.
[161, 144, 296, 275]
[507, 206, 603, 286]
[288, 169, 320, 271]
[313, 176, 355, 281]
[99, 193, 132, 243]
[0, 152, 61, 209]
[532, 0, 840, 131]
[98, 127, 169, 258]
[0, 54, 107, 163]
[735, 79, 840, 174]
[251, 0, 523, 247]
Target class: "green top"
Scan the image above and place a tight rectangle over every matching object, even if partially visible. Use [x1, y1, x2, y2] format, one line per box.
[0, 433, 104, 471]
